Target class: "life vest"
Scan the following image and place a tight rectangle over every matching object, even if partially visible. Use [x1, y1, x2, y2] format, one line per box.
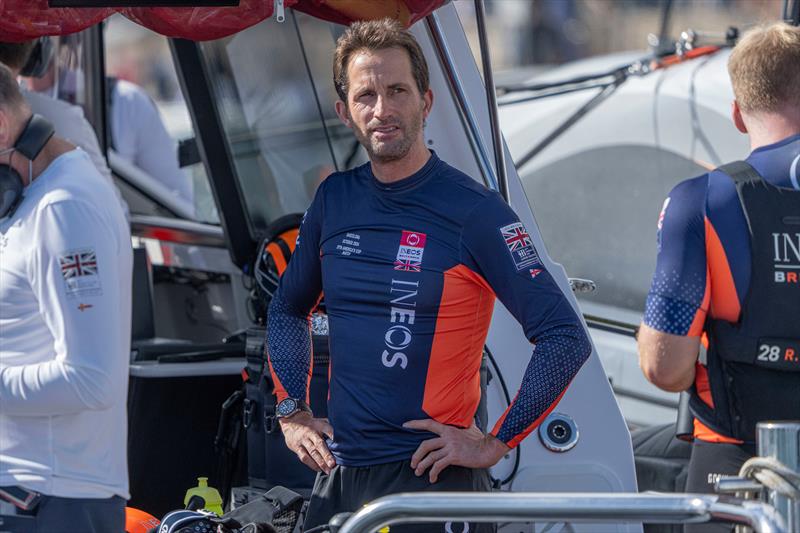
[689, 160, 800, 444]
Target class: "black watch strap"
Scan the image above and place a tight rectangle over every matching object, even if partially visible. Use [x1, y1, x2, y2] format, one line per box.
[276, 397, 312, 419]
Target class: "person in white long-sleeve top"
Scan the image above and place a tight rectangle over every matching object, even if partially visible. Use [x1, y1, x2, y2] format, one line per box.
[109, 77, 194, 208]
[0, 39, 129, 220]
[0, 63, 131, 532]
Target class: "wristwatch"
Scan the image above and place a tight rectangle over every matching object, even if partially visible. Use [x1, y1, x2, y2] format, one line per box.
[275, 397, 312, 419]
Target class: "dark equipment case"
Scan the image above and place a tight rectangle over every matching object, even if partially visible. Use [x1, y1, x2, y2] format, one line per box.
[243, 326, 330, 493]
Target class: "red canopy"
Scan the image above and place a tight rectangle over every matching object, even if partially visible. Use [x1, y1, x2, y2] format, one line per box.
[0, 0, 446, 42]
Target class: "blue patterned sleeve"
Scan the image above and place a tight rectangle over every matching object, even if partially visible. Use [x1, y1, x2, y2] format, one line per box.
[643, 176, 709, 336]
[266, 181, 326, 403]
[267, 293, 313, 402]
[460, 194, 592, 448]
[493, 325, 591, 447]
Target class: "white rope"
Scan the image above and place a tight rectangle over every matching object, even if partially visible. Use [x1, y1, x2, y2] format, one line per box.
[739, 456, 800, 500]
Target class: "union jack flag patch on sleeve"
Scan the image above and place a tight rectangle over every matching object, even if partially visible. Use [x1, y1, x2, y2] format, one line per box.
[58, 248, 102, 297]
[500, 222, 541, 271]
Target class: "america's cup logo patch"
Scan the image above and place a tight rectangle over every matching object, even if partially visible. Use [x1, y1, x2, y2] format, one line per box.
[394, 230, 426, 272]
[58, 248, 102, 297]
[500, 222, 540, 271]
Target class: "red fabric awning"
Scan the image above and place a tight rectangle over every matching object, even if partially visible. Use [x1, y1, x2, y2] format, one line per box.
[0, 0, 446, 42]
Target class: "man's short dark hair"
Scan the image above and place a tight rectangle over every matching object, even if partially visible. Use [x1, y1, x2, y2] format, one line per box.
[0, 63, 27, 112]
[0, 42, 36, 72]
[333, 18, 429, 103]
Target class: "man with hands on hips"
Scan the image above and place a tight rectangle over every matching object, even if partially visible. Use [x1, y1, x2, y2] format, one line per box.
[266, 18, 592, 532]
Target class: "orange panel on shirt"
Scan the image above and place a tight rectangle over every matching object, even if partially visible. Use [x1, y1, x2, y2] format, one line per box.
[694, 362, 713, 407]
[693, 363, 742, 443]
[422, 264, 495, 428]
[688, 272, 711, 337]
[267, 356, 289, 402]
[704, 218, 741, 322]
[694, 419, 743, 443]
[693, 219, 744, 443]
[494, 387, 569, 449]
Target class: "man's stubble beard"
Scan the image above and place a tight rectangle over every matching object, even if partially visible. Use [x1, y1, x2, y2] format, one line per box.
[349, 102, 425, 164]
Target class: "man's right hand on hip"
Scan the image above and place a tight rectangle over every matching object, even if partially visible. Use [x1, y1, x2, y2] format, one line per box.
[279, 411, 336, 474]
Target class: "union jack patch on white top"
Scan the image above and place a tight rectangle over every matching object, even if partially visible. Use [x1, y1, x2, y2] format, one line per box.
[500, 222, 541, 271]
[59, 249, 98, 278]
[58, 248, 102, 297]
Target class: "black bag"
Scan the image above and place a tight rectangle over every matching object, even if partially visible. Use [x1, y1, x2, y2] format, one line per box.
[212, 486, 304, 533]
[156, 486, 304, 533]
[244, 327, 329, 491]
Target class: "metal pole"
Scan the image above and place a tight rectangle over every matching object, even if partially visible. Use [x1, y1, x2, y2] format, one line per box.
[515, 80, 620, 170]
[657, 0, 674, 54]
[473, 0, 509, 203]
[783, 0, 800, 25]
[338, 492, 787, 533]
[791, 0, 800, 25]
[81, 26, 108, 155]
[757, 421, 800, 531]
[425, 13, 498, 192]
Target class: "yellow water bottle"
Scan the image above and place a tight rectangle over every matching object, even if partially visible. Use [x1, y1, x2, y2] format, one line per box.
[183, 477, 224, 516]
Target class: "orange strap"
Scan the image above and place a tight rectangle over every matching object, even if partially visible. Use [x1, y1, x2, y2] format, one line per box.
[266, 242, 288, 275]
[652, 46, 721, 70]
[265, 229, 301, 277]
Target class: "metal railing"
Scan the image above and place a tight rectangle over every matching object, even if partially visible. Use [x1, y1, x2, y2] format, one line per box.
[337, 492, 787, 533]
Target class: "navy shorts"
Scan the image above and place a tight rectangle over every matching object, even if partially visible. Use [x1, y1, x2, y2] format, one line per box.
[684, 441, 752, 533]
[0, 489, 125, 533]
[303, 459, 496, 533]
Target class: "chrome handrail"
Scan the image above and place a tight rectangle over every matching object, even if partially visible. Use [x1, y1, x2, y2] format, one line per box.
[337, 492, 787, 533]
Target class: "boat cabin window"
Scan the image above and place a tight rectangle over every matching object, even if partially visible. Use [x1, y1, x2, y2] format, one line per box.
[104, 15, 220, 224]
[197, 12, 366, 234]
[519, 146, 707, 315]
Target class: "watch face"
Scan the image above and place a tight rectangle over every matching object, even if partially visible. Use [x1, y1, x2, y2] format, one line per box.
[277, 398, 297, 417]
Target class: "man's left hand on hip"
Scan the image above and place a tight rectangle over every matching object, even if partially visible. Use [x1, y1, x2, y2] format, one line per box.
[403, 419, 510, 483]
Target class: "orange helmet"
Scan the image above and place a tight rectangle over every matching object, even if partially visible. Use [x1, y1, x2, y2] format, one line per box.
[125, 506, 160, 533]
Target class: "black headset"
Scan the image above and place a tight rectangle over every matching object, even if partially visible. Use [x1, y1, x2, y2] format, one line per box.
[0, 114, 55, 219]
[20, 37, 54, 79]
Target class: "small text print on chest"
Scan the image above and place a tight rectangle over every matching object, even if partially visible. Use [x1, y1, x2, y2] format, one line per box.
[336, 233, 362, 256]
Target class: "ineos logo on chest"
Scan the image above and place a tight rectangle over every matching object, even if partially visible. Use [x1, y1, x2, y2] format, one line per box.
[381, 229, 427, 370]
[381, 279, 418, 370]
[394, 230, 426, 271]
[772, 232, 800, 284]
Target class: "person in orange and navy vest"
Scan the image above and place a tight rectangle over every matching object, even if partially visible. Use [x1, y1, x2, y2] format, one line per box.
[638, 22, 800, 533]
[265, 18, 591, 533]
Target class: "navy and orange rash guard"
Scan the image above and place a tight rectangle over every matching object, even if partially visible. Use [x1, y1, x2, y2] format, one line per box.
[644, 133, 800, 442]
[267, 152, 591, 466]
